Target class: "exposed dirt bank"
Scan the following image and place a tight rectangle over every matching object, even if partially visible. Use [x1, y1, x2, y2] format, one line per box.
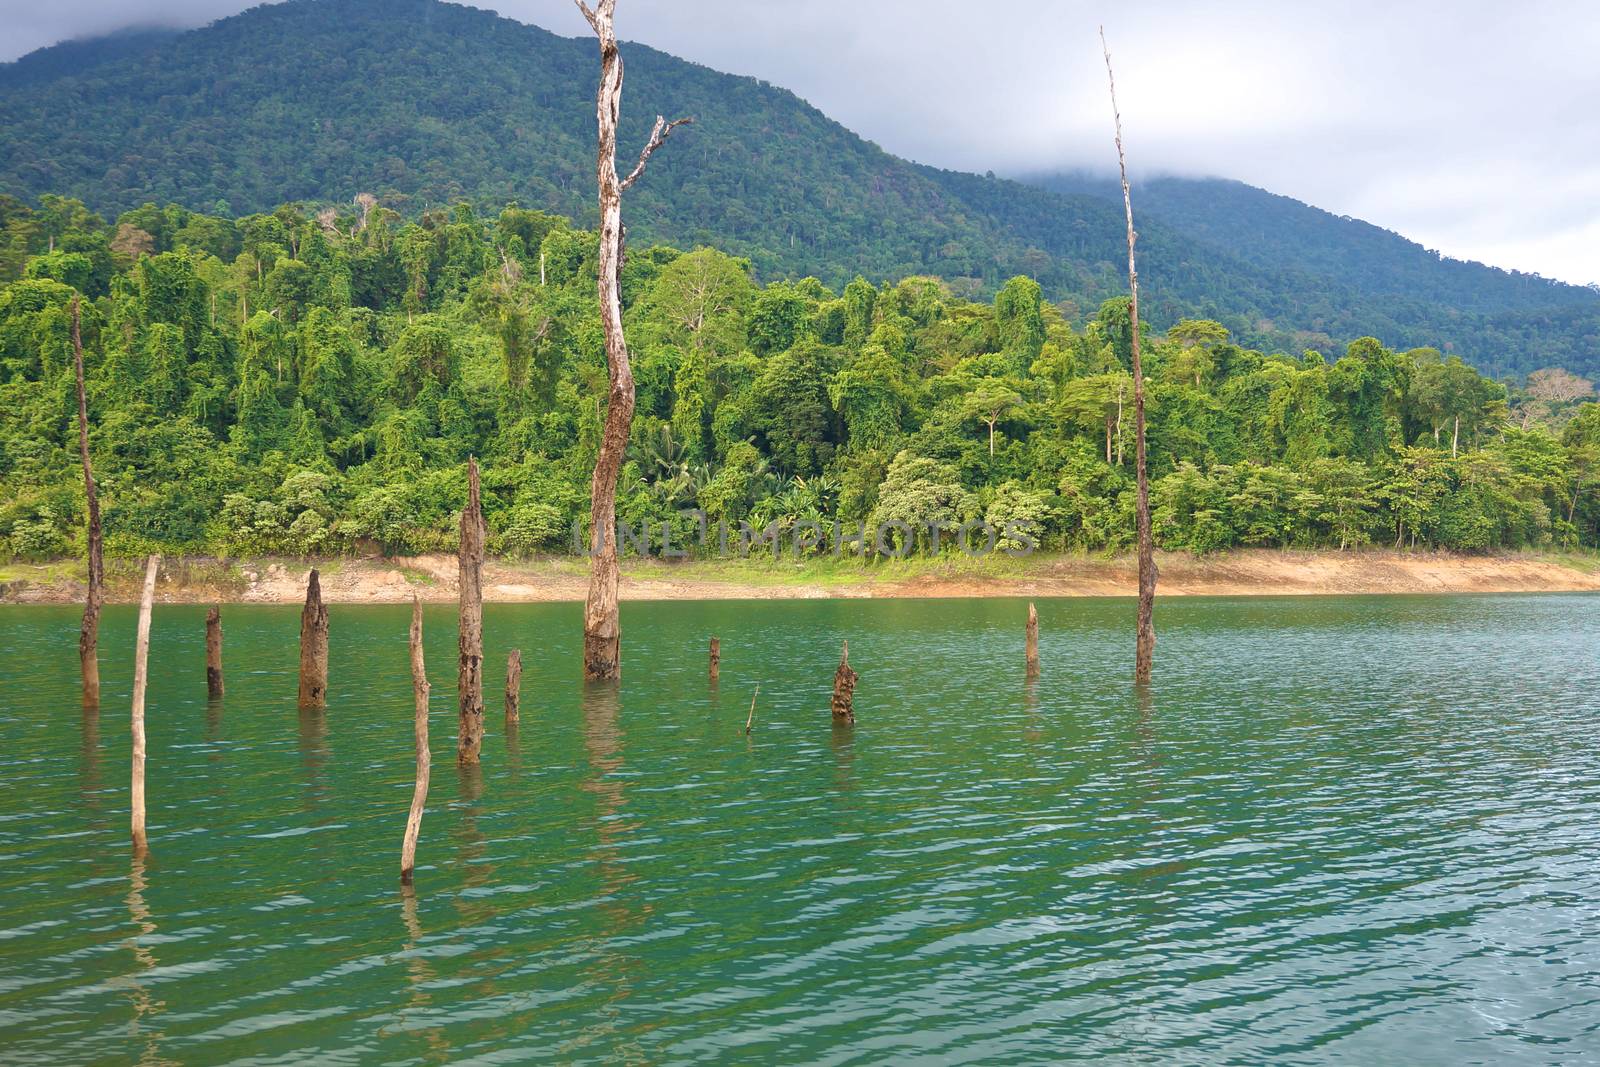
[3, 550, 1598, 605]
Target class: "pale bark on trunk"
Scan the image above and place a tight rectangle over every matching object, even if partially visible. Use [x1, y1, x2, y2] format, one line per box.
[1026, 602, 1040, 677]
[205, 606, 223, 699]
[71, 297, 103, 707]
[131, 554, 158, 854]
[831, 640, 858, 723]
[1452, 415, 1460, 458]
[458, 457, 485, 764]
[298, 569, 328, 708]
[576, 0, 689, 680]
[1102, 29, 1157, 684]
[505, 649, 522, 723]
[400, 595, 431, 884]
[709, 636, 720, 685]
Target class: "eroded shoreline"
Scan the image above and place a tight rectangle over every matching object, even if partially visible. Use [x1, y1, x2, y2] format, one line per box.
[3, 549, 1598, 605]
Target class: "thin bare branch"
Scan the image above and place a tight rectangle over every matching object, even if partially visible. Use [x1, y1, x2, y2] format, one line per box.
[620, 115, 694, 191]
[574, 0, 600, 33]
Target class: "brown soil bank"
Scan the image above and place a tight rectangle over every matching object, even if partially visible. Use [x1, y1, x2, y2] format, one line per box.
[3, 550, 1599, 605]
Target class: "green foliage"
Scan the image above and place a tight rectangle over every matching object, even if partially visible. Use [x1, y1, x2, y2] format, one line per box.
[1, 189, 1597, 566]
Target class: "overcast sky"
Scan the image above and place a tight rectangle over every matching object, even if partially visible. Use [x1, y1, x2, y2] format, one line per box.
[3, 0, 1597, 286]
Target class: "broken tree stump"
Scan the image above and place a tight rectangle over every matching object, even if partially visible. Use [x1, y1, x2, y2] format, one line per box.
[709, 636, 720, 684]
[298, 569, 328, 709]
[505, 649, 522, 724]
[1026, 602, 1040, 678]
[206, 606, 224, 699]
[401, 595, 431, 884]
[131, 554, 158, 854]
[831, 640, 858, 724]
[457, 457, 486, 765]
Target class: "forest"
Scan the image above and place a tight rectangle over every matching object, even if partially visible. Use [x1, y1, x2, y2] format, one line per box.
[3, 0, 1599, 380]
[2, 193, 1598, 565]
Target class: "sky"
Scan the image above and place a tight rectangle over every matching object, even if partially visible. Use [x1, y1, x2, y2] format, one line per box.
[2, 0, 1597, 286]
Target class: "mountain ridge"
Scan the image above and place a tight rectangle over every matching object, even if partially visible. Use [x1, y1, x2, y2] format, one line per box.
[2, 0, 1597, 377]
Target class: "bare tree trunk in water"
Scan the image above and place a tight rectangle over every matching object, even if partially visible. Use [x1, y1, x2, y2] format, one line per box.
[1026, 602, 1040, 677]
[131, 554, 158, 854]
[576, 0, 690, 680]
[709, 636, 720, 685]
[458, 457, 485, 764]
[1102, 28, 1157, 684]
[205, 606, 223, 699]
[298, 569, 328, 708]
[505, 649, 522, 724]
[831, 641, 858, 723]
[71, 297, 103, 707]
[401, 595, 431, 884]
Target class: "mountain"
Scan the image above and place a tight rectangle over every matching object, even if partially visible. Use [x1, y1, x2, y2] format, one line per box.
[2, 0, 1597, 377]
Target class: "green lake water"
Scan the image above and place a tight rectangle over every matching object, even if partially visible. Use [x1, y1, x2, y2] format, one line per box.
[1, 594, 1598, 1064]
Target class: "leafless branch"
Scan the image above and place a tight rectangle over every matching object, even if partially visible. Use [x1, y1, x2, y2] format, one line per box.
[620, 115, 694, 191]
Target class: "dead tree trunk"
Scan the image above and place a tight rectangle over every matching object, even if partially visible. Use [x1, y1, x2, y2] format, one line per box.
[131, 554, 158, 854]
[1026, 602, 1040, 677]
[831, 640, 858, 724]
[1102, 29, 1157, 684]
[205, 606, 224, 699]
[709, 636, 720, 684]
[505, 649, 522, 724]
[576, 0, 691, 680]
[401, 595, 431, 885]
[458, 457, 486, 764]
[298, 569, 329, 708]
[71, 296, 103, 707]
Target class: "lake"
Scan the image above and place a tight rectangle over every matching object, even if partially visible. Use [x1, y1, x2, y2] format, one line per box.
[1, 594, 1597, 1064]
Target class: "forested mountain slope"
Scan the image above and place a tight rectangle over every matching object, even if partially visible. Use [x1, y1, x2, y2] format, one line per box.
[2, 0, 1598, 376]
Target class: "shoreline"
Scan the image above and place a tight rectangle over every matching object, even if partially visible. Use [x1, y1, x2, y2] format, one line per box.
[3, 549, 1599, 605]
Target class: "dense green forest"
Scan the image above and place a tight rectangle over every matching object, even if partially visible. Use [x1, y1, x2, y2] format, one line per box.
[2, 0, 1598, 378]
[3, 193, 1599, 565]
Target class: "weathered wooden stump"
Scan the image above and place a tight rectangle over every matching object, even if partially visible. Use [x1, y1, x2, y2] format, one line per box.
[401, 596, 431, 884]
[298, 570, 329, 708]
[457, 457, 486, 765]
[831, 640, 858, 724]
[131, 554, 159, 854]
[205, 606, 224, 699]
[709, 636, 720, 684]
[1026, 602, 1040, 678]
[505, 649, 522, 724]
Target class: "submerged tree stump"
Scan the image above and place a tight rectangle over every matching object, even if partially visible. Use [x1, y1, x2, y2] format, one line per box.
[1026, 602, 1040, 678]
[298, 570, 329, 708]
[458, 457, 486, 764]
[131, 554, 159, 854]
[505, 649, 522, 724]
[205, 606, 224, 699]
[71, 296, 103, 708]
[709, 636, 720, 685]
[400, 596, 431, 884]
[831, 640, 858, 724]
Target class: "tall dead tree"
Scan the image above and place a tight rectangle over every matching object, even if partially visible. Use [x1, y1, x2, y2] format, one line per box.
[576, 0, 691, 680]
[205, 606, 224, 699]
[71, 297, 103, 707]
[1101, 28, 1157, 684]
[131, 554, 158, 854]
[458, 458, 486, 764]
[298, 569, 329, 708]
[401, 595, 431, 884]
